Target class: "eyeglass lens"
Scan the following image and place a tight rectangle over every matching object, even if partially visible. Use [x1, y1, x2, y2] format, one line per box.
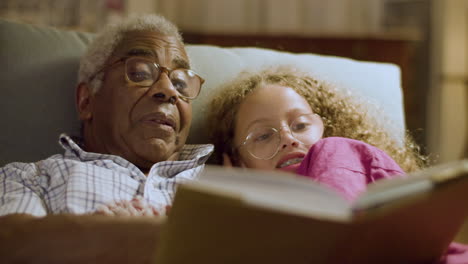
[244, 114, 321, 159]
[125, 57, 201, 98]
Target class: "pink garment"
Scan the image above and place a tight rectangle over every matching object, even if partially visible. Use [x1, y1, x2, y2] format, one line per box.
[438, 243, 468, 264]
[295, 137, 468, 264]
[296, 137, 404, 201]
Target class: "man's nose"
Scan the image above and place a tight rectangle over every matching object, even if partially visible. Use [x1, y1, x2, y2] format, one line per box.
[149, 72, 179, 104]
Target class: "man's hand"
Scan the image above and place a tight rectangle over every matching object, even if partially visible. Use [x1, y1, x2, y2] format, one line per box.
[223, 153, 233, 167]
[223, 153, 246, 168]
[94, 196, 167, 217]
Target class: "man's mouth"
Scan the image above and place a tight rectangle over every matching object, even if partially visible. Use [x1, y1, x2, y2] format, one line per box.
[142, 113, 177, 131]
[278, 157, 304, 168]
[149, 118, 175, 129]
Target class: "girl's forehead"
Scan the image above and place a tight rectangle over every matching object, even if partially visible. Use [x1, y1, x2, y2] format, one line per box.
[243, 85, 309, 108]
[236, 85, 313, 127]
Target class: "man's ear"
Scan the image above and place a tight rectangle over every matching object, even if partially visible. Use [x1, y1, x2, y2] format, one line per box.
[76, 82, 93, 121]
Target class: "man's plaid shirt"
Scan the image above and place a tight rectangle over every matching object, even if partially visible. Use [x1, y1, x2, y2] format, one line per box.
[0, 134, 213, 216]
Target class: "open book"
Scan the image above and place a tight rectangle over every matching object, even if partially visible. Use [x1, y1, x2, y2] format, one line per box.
[155, 160, 468, 264]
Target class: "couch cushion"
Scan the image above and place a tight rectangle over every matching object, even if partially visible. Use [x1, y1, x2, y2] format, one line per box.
[0, 19, 404, 165]
[0, 19, 93, 165]
[186, 45, 405, 145]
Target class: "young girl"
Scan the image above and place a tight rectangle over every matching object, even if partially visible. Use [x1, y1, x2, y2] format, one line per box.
[206, 67, 468, 262]
[207, 67, 425, 201]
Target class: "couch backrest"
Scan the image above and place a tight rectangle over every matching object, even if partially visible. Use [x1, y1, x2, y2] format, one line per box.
[0, 19, 405, 165]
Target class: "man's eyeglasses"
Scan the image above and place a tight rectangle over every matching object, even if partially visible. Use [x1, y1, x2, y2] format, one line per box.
[236, 114, 323, 160]
[89, 56, 204, 100]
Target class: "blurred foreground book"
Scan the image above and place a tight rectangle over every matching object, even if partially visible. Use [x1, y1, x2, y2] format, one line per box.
[156, 160, 468, 264]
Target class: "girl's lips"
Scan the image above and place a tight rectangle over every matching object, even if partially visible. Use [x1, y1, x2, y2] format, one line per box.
[276, 152, 306, 169]
[278, 162, 302, 173]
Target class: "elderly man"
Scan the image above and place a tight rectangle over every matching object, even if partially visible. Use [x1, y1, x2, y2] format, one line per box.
[0, 14, 213, 217]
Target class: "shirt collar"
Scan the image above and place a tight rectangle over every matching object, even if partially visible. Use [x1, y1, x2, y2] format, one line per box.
[58, 133, 213, 168]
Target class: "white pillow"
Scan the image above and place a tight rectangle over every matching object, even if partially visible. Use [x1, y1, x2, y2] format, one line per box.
[186, 45, 405, 145]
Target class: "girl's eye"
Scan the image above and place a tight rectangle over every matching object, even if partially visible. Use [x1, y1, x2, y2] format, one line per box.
[254, 132, 273, 142]
[292, 122, 309, 132]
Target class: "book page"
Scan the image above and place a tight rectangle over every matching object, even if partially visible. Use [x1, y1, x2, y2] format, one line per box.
[352, 159, 468, 212]
[192, 165, 353, 221]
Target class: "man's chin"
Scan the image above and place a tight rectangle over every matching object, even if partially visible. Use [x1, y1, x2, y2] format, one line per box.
[135, 138, 178, 163]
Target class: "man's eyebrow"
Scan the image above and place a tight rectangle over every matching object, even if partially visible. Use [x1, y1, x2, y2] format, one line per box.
[125, 49, 189, 68]
[126, 49, 154, 57]
[173, 57, 190, 69]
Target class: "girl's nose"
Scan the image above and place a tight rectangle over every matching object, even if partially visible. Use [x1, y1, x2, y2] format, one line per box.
[279, 128, 300, 149]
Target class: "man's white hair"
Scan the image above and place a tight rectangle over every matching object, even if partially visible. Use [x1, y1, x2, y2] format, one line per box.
[78, 14, 183, 94]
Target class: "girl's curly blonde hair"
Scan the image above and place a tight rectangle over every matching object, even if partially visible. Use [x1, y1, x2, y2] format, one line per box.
[207, 67, 426, 172]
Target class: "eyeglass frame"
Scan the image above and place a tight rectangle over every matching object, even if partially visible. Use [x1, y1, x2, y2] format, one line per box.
[234, 113, 322, 160]
[87, 56, 205, 100]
